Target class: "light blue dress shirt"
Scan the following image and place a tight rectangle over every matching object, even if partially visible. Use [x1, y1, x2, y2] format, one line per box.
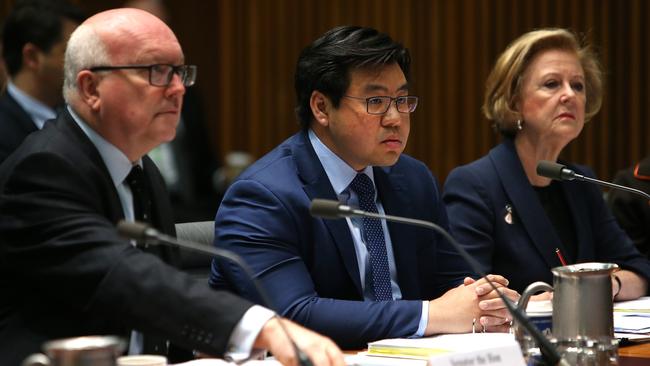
[6, 81, 56, 129]
[308, 129, 428, 337]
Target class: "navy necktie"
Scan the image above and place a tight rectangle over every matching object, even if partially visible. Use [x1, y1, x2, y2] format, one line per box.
[349, 173, 393, 301]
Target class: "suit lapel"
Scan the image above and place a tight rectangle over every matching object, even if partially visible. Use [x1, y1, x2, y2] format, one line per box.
[57, 110, 122, 216]
[143, 156, 175, 235]
[56, 108, 117, 196]
[1, 92, 39, 135]
[142, 156, 180, 266]
[373, 165, 420, 298]
[490, 140, 564, 268]
[293, 132, 363, 295]
[57, 110, 179, 264]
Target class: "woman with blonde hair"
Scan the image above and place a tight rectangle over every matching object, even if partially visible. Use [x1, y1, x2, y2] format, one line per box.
[443, 28, 650, 299]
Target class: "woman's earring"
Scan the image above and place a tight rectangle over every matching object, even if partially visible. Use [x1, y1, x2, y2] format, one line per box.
[516, 119, 523, 131]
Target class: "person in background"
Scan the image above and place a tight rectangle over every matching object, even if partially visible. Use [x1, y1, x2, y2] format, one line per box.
[0, 0, 85, 163]
[443, 28, 650, 299]
[210, 25, 518, 350]
[608, 159, 650, 258]
[0, 8, 343, 366]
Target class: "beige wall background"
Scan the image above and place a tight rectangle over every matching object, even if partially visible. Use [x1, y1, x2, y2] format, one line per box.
[2, 0, 648, 182]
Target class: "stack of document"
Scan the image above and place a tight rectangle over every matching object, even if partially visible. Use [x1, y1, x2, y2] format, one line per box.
[614, 296, 650, 341]
[363, 333, 525, 366]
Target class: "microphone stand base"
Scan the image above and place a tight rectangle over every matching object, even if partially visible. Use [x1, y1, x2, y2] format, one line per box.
[525, 337, 619, 366]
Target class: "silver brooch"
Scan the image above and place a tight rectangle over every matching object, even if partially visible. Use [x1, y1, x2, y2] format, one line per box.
[504, 204, 514, 225]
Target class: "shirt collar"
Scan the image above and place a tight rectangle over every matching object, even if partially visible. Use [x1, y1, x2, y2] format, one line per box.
[67, 105, 140, 188]
[6, 81, 56, 129]
[308, 128, 375, 196]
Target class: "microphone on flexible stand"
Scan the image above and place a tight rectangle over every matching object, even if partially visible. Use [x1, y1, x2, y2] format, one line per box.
[116, 220, 313, 366]
[537, 160, 650, 201]
[309, 199, 569, 366]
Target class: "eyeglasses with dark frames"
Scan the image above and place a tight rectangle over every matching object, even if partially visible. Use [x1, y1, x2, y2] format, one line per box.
[343, 95, 418, 115]
[88, 64, 197, 87]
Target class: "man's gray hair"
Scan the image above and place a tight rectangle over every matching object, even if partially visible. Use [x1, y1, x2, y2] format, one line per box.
[63, 24, 111, 103]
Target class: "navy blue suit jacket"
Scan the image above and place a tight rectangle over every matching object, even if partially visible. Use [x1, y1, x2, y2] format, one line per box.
[443, 139, 650, 293]
[0, 91, 38, 163]
[210, 131, 472, 348]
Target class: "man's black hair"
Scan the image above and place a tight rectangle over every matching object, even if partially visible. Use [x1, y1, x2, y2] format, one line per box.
[294, 26, 411, 130]
[2, 0, 85, 76]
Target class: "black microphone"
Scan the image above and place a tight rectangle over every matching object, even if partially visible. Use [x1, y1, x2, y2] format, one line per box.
[537, 160, 650, 200]
[117, 220, 313, 366]
[309, 199, 569, 366]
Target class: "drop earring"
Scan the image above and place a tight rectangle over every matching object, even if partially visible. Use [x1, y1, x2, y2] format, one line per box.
[516, 119, 523, 131]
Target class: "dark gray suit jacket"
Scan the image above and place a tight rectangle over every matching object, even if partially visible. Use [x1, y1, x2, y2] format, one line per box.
[0, 108, 253, 365]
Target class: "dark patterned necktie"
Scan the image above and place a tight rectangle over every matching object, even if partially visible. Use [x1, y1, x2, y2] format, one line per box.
[125, 165, 153, 224]
[349, 173, 393, 301]
[125, 165, 167, 355]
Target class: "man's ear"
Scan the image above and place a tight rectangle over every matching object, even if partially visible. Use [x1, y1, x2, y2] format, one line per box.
[309, 90, 331, 127]
[21, 43, 43, 71]
[76, 70, 101, 111]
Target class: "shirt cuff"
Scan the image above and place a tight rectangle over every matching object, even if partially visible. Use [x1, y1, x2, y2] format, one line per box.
[225, 305, 276, 362]
[412, 301, 429, 337]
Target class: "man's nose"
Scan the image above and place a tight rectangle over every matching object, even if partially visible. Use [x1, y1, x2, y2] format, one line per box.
[381, 100, 403, 126]
[165, 73, 186, 97]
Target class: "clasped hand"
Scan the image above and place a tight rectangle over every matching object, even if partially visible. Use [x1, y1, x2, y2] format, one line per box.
[426, 275, 519, 335]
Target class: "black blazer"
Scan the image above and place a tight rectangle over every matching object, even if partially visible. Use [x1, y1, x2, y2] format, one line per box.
[0, 109, 253, 365]
[443, 139, 650, 293]
[0, 91, 38, 163]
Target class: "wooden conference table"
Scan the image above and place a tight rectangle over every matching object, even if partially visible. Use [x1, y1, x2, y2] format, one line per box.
[619, 342, 650, 365]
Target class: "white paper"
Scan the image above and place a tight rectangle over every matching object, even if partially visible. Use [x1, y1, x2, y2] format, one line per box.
[614, 296, 650, 312]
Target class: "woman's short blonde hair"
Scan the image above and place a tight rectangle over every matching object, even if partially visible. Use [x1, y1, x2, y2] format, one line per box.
[483, 28, 603, 137]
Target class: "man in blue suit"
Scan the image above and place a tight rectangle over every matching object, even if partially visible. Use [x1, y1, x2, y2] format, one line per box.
[210, 26, 517, 349]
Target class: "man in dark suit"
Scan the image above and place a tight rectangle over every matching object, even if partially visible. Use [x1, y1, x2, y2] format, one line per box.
[0, 0, 85, 163]
[210, 26, 517, 349]
[0, 8, 343, 366]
